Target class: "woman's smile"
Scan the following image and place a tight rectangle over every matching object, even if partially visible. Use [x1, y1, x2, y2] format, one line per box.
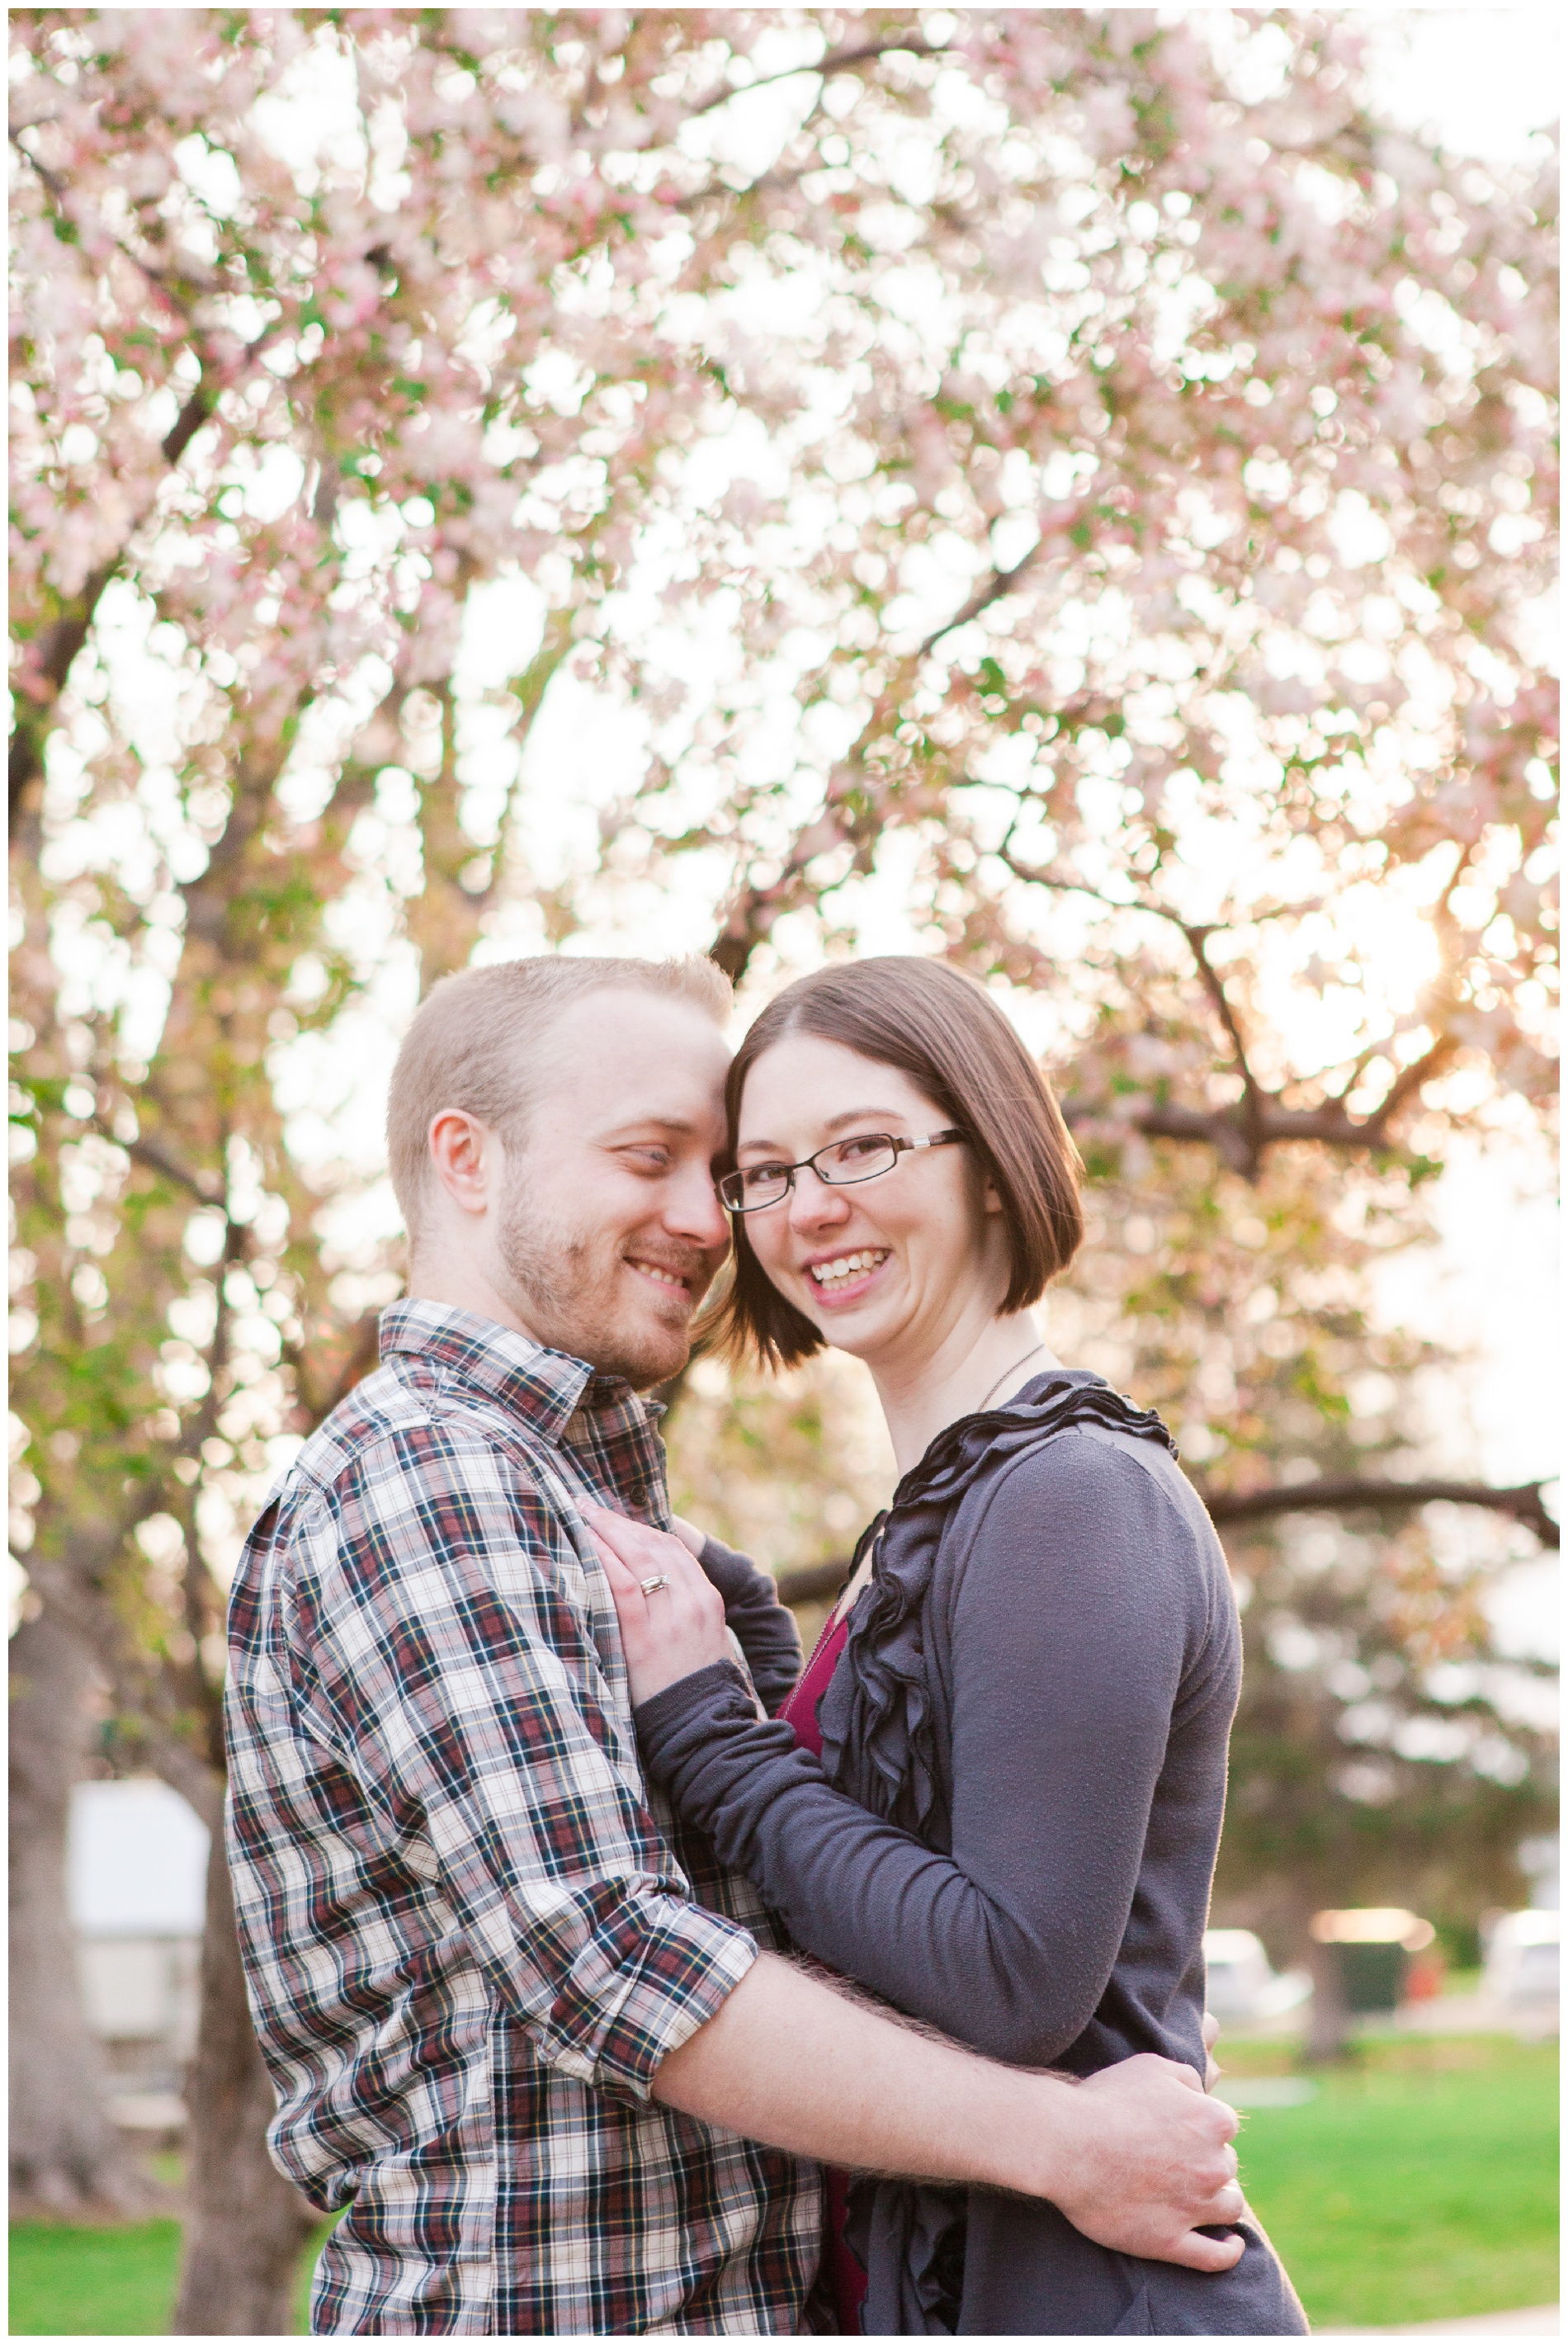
[801, 1244, 893, 1305]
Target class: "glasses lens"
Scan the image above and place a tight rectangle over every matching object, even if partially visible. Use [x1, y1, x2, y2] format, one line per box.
[819, 1135, 899, 1185]
[724, 1164, 789, 1212]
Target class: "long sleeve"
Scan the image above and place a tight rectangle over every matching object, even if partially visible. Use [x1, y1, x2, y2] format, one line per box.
[634, 1432, 1234, 2068]
[697, 1533, 804, 1715]
[272, 1425, 758, 2103]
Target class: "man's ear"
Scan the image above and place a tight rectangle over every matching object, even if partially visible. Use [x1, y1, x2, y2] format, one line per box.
[427, 1109, 494, 1217]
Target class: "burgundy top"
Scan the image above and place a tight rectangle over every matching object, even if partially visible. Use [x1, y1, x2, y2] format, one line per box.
[779, 1609, 867, 2336]
[778, 1609, 849, 1764]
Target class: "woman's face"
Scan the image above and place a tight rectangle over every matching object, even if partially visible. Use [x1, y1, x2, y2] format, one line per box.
[735, 1034, 1008, 1369]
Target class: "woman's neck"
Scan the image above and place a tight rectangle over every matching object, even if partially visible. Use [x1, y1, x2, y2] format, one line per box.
[869, 1311, 1061, 1478]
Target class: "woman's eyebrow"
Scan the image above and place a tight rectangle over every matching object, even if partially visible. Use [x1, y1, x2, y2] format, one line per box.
[823, 1107, 910, 1132]
[738, 1110, 908, 1153]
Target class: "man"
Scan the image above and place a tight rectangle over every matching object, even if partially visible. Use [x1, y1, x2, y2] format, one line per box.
[226, 954, 1244, 2336]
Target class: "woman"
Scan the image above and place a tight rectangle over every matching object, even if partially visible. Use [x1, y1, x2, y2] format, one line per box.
[588, 957, 1306, 2337]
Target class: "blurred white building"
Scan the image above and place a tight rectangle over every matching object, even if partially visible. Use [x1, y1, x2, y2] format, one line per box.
[68, 1778, 210, 2129]
[1202, 1928, 1312, 2026]
[1482, 1910, 1561, 2023]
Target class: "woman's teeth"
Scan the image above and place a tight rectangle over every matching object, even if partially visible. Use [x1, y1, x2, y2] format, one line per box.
[809, 1250, 889, 1288]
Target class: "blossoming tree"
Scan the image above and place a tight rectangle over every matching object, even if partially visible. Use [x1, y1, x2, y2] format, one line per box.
[10, 9, 1556, 2326]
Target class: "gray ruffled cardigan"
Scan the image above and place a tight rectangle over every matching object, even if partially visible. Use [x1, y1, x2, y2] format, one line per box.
[638, 1373, 1306, 2336]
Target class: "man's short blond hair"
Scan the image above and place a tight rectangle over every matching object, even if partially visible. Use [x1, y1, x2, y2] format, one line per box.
[386, 954, 732, 1242]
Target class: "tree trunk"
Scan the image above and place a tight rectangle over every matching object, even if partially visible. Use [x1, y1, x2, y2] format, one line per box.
[9, 1611, 151, 2215]
[172, 1832, 318, 2335]
[1304, 1938, 1354, 2063]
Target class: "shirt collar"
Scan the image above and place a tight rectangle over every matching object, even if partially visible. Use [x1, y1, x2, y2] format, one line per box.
[378, 1299, 647, 1447]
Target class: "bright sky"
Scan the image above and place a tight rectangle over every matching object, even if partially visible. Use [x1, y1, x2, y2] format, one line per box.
[1363, 6, 1560, 163]
[1356, 8, 1561, 1663]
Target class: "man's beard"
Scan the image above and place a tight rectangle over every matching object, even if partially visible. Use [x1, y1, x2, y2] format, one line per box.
[494, 1168, 698, 1389]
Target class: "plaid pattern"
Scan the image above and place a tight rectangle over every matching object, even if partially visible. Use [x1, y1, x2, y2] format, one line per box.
[225, 1302, 819, 2336]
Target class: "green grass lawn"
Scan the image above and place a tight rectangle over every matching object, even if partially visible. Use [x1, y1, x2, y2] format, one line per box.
[9, 2035, 1558, 2334]
[1227, 2031, 1559, 2329]
[8, 2212, 325, 2336]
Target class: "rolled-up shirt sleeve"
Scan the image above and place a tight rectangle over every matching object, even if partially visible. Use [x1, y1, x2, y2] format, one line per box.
[286, 1425, 756, 2101]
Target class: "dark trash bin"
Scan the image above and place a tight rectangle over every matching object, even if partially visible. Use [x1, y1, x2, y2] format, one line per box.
[1334, 1938, 1406, 2014]
[1311, 1907, 1434, 2017]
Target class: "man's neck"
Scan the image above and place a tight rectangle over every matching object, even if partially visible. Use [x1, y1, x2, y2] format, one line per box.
[406, 1251, 544, 1348]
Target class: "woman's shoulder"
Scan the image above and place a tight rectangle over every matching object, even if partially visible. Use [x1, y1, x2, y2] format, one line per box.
[948, 1425, 1235, 1667]
[963, 1415, 1223, 1564]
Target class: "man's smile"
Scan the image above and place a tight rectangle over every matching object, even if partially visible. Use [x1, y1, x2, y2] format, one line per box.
[625, 1253, 697, 1299]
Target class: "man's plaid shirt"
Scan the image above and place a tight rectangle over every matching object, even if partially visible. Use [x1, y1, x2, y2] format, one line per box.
[225, 1302, 820, 2335]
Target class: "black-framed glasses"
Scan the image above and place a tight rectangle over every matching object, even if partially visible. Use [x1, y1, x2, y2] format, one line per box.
[718, 1128, 966, 1214]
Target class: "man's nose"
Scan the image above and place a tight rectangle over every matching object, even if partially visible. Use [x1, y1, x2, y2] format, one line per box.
[666, 1161, 731, 1250]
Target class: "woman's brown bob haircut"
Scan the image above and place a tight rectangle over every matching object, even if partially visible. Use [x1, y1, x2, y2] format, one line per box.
[708, 957, 1085, 1368]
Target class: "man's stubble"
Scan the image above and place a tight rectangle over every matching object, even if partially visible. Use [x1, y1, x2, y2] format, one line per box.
[494, 1154, 697, 1390]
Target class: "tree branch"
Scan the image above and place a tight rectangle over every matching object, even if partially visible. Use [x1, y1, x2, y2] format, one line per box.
[994, 853, 1466, 1174]
[710, 561, 1045, 981]
[918, 541, 1044, 658]
[1065, 1090, 1455, 1169]
[1181, 923, 1265, 1160]
[1358, 1030, 1461, 1141]
[91, 1121, 225, 1207]
[9, 131, 289, 837]
[773, 1557, 856, 1607]
[687, 32, 940, 119]
[772, 1475, 1560, 1607]
[9, 366, 219, 834]
[1202, 1476, 1560, 1548]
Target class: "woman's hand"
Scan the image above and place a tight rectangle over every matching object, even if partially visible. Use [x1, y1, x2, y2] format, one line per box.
[583, 1505, 732, 1705]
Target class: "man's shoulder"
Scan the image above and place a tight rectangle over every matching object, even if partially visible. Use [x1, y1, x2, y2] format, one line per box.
[233, 1359, 580, 1634]
[263, 1358, 560, 1544]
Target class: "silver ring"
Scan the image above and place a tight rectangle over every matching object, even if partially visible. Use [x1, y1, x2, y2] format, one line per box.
[639, 1575, 668, 1596]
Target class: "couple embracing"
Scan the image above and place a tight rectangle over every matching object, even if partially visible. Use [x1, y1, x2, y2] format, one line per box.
[225, 951, 1306, 2337]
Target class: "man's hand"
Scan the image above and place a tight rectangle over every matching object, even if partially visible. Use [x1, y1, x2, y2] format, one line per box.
[654, 1955, 1245, 2275]
[1047, 2055, 1244, 2273]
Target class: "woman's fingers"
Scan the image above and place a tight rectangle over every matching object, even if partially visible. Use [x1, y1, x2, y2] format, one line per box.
[583, 1504, 672, 1568]
[581, 1504, 730, 1703]
[584, 1506, 719, 1609]
[586, 1533, 653, 1656]
[583, 1505, 698, 1586]
[593, 1536, 643, 1607]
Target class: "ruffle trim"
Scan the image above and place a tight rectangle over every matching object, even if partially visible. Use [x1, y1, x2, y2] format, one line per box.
[817, 1371, 1177, 1833]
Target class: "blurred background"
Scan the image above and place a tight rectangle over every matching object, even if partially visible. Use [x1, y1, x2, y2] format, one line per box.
[8, 8, 1557, 2336]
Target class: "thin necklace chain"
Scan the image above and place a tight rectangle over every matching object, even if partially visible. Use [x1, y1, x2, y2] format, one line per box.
[836, 1341, 1050, 1624]
[975, 1340, 1047, 1415]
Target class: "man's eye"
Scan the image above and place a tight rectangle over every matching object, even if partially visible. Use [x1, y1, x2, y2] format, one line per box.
[626, 1147, 670, 1171]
